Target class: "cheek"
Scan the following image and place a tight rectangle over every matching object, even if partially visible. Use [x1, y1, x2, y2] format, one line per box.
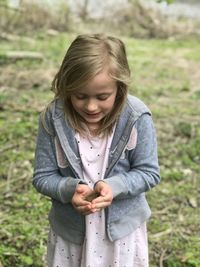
[70, 97, 75, 108]
[104, 97, 116, 110]
[71, 98, 82, 111]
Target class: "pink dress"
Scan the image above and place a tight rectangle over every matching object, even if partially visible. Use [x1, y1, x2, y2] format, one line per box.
[47, 128, 149, 267]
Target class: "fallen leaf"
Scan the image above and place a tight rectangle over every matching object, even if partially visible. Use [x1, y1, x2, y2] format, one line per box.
[188, 197, 197, 208]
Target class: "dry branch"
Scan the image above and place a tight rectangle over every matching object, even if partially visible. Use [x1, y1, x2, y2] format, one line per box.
[2, 51, 43, 61]
[6, 162, 14, 192]
[0, 144, 18, 154]
[0, 32, 35, 44]
[151, 228, 172, 239]
[159, 249, 167, 267]
[0, 173, 30, 190]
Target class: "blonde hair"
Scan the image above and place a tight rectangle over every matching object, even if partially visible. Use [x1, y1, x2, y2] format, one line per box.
[51, 33, 130, 135]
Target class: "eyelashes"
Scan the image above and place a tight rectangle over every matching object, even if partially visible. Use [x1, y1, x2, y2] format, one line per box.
[73, 94, 111, 101]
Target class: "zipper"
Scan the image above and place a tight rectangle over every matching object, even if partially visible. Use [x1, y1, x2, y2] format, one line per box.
[104, 119, 135, 178]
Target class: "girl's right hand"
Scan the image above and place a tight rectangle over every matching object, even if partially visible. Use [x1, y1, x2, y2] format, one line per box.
[71, 184, 94, 215]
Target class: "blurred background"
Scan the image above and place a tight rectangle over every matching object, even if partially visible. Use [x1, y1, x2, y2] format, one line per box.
[0, 0, 200, 266]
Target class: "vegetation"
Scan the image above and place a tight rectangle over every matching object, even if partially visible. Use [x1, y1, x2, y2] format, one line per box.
[0, 1, 200, 267]
[1, 0, 199, 38]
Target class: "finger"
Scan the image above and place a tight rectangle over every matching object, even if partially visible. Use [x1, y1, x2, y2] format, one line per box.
[95, 184, 111, 197]
[91, 196, 104, 203]
[92, 195, 112, 204]
[99, 188, 107, 196]
[91, 208, 101, 212]
[75, 186, 85, 193]
[91, 199, 112, 210]
[73, 199, 91, 208]
[72, 195, 91, 208]
[75, 203, 92, 214]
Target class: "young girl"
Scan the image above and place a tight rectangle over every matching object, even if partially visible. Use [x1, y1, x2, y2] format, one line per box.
[33, 34, 160, 267]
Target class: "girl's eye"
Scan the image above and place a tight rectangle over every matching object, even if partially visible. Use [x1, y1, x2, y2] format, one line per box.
[74, 94, 109, 101]
[75, 95, 86, 100]
[97, 95, 109, 101]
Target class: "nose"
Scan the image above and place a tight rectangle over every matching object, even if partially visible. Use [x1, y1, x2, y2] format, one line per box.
[85, 99, 98, 113]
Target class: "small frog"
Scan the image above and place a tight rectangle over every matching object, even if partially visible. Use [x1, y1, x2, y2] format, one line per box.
[85, 192, 99, 202]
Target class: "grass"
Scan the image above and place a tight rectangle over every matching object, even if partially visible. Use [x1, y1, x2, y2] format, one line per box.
[0, 31, 200, 266]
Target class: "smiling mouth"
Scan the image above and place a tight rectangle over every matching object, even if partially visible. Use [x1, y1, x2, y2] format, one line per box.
[85, 112, 101, 116]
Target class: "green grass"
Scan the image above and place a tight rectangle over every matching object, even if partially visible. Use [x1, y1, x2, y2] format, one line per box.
[0, 32, 200, 267]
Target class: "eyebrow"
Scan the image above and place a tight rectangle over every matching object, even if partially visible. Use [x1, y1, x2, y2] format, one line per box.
[76, 91, 113, 96]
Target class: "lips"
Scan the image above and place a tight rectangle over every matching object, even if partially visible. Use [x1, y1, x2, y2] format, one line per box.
[85, 112, 101, 117]
[82, 112, 103, 123]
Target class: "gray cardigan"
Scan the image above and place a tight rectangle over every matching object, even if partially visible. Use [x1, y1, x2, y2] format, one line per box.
[33, 95, 160, 244]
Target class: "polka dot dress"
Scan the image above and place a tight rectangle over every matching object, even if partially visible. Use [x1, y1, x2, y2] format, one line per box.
[47, 128, 149, 267]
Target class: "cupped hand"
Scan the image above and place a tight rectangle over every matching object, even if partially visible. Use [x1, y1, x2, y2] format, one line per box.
[71, 184, 94, 215]
[91, 181, 113, 211]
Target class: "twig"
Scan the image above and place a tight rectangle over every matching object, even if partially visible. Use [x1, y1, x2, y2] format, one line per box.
[159, 249, 167, 267]
[1, 51, 44, 61]
[0, 144, 18, 154]
[0, 173, 29, 190]
[0, 32, 35, 44]
[152, 205, 173, 215]
[151, 228, 172, 240]
[6, 162, 14, 192]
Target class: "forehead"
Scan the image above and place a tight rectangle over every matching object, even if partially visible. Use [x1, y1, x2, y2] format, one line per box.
[91, 70, 113, 82]
[72, 67, 118, 96]
[81, 70, 116, 91]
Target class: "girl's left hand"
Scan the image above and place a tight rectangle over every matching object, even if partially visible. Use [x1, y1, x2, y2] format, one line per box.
[91, 181, 113, 211]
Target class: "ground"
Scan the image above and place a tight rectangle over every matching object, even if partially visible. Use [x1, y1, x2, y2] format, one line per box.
[0, 32, 200, 267]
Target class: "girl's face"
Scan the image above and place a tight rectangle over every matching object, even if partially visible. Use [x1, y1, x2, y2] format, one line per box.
[70, 69, 117, 131]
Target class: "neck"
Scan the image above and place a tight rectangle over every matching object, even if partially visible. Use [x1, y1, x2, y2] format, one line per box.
[88, 125, 99, 136]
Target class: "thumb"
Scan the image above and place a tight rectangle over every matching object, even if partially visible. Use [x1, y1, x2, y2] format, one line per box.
[76, 185, 85, 193]
[100, 188, 106, 196]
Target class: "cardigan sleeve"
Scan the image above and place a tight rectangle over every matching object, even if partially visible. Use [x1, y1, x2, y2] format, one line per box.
[105, 113, 160, 198]
[32, 111, 86, 203]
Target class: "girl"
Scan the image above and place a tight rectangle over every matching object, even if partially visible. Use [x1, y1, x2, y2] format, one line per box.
[33, 34, 160, 267]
